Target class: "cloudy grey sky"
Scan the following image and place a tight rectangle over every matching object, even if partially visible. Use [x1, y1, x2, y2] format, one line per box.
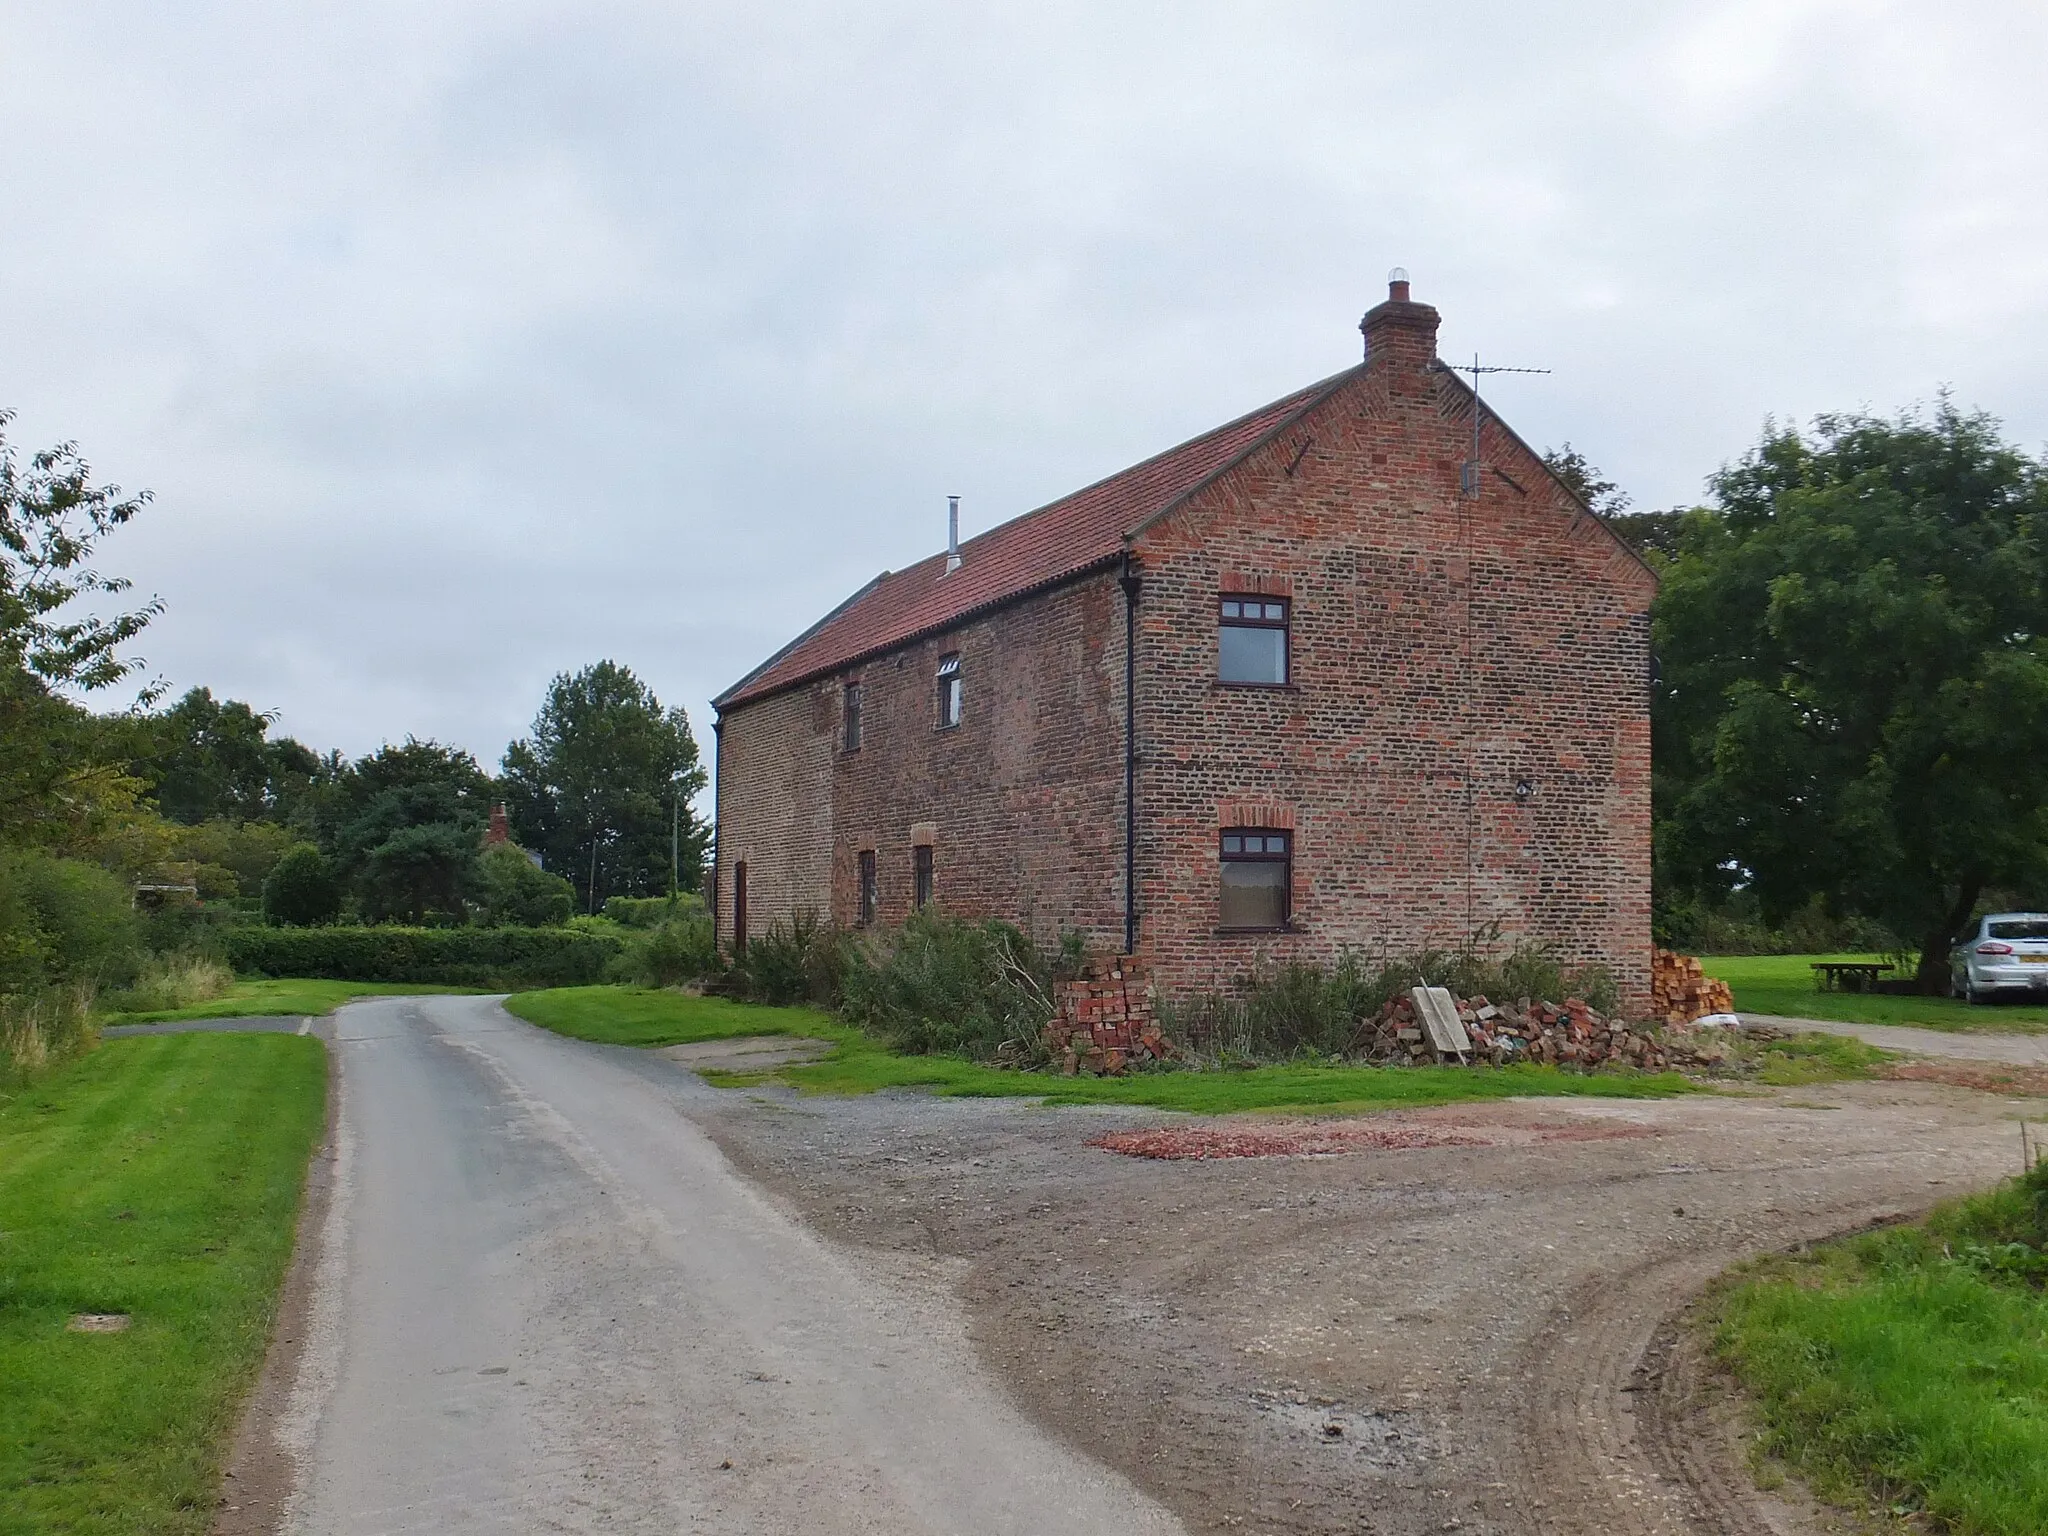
[4, 1, 2043, 784]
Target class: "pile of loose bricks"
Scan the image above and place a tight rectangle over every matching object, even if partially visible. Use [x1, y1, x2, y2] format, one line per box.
[1048, 957, 1174, 1075]
[1651, 949, 1736, 1027]
[1355, 992, 1674, 1071]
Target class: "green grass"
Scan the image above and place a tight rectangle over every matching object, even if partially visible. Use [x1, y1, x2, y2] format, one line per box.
[1703, 953, 2048, 1034]
[1752, 1031, 1895, 1086]
[508, 986, 1697, 1113]
[0, 1033, 327, 1533]
[99, 976, 489, 1026]
[1713, 1165, 2048, 1533]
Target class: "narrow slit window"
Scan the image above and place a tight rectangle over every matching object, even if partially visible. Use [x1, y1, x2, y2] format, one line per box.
[842, 680, 862, 752]
[1219, 829, 1290, 930]
[913, 845, 935, 908]
[857, 849, 877, 926]
[1218, 595, 1290, 685]
[936, 653, 962, 729]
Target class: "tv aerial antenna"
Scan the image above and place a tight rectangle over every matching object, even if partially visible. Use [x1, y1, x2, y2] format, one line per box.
[1436, 354, 1550, 497]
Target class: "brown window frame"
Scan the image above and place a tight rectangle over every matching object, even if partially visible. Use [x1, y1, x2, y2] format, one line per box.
[935, 653, 962, 729]
[912, 844, 935, 908]
[1218, 594, 1291, 687]
[842, 680, 863, 753]
[1218, 828, 1291, 931]
[857, 849, 878, 926]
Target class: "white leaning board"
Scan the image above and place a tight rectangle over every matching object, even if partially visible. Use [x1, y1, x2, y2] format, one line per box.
[1411, 986, 1472, 1057]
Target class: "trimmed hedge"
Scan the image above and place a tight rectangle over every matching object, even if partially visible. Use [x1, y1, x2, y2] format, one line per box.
[221, 925, 625, 988]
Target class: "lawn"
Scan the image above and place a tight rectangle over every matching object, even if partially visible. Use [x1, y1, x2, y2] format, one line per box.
[98, 976, 489, 1026]
[508, 985, 1697, 1114]
[0, 1032, 327, 1533]
[1703, 953, 2048, 1034]
[1713, 1162, 2048, 1533]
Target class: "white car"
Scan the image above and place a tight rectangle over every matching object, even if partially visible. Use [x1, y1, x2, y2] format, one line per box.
[1949, 912, 2048, 1003]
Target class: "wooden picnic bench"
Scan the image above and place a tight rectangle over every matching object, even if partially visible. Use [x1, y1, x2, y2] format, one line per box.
[1811, 961, 1895, 993]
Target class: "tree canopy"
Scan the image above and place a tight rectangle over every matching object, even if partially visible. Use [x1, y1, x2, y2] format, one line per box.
[1654, 400, 2048, 984]
[140, 686, 324, 826]
[329, 740, 494, 924]
[501, 661, 709, 911]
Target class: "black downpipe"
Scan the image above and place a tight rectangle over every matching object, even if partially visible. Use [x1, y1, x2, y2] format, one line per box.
[709, 716, 724, 938]
[1118, 557, 1142, 955]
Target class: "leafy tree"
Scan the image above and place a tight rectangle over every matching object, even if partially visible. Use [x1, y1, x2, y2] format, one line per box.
[0, 412, 159, 847]
[1544, 442, 1695, 561]
[330, 740, 493, 924]
[141, 687, 323, 825]
[262, 844, 343, 927]
[501, 662, 709, 912]
[1655, 400, 2048, 988]
[474, 843, 575, 927]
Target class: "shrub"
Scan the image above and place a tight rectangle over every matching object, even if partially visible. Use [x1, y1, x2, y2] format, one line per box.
[263, 845, 343, 927]
[603, 893, 707, 929]
[610, 911, 720, 987]
[474, 844, 575, 928]
[222, 925, 624, 987]
[837, 908, 1080, 1060]
[0, 848, 138, 989]
[1160, 930, 1621, 1061]
[731, 909, 843, 1007]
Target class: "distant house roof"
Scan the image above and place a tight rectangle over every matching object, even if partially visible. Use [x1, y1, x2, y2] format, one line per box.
[716, 368, 1358, 711]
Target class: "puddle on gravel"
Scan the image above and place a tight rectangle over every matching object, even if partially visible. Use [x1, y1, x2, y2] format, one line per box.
[1249, 1388, 1426, 1471]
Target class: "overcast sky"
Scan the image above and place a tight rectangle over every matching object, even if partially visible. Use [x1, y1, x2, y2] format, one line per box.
[4, 1, 2043, 786]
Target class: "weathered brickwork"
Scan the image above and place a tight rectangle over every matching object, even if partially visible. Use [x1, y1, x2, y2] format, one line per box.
[715, 572, 1129, 953]
[1129, 302, 1654, 1009]
[714, 285, 1654, 1013]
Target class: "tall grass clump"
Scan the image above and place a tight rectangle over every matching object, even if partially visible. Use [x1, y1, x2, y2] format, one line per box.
[837, 908, 1082, 1061]
[1161, 928, 1619, 1061]
[95, 953, 234, 1016]
[1, 986, 95, 1087]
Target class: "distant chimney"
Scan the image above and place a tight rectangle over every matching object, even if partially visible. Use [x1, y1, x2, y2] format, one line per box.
[945, 495, 962, 575]
[1359, 266, 1440, 372]
[486, 802, 510, 846]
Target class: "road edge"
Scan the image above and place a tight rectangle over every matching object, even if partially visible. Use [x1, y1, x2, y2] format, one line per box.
[213, 1027, 337, 1536]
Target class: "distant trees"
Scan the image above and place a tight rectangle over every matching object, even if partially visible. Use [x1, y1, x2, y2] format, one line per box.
[501, 661, 709, 912]
[141, 687, 324, 826]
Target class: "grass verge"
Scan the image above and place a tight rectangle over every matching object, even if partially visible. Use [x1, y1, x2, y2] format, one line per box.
[1703, 954, 2048, 1034]
[509, 986, 1697, 1113]
[99, 976, 490, 1026]
[1711, 1160, 2048, 1534]
[0, 1033, 327, 1532]
[1751, 1031, 1894, 1087]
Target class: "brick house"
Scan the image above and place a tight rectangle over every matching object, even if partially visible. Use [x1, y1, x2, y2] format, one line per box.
[711, 279, 1657, 1009]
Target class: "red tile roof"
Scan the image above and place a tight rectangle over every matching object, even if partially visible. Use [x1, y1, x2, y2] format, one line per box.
[716, 368, 1357, 710]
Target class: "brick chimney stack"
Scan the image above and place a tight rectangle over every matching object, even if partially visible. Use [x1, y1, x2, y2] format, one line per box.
[1359, 267, 1440, 372]
[486, 802, 510, 846]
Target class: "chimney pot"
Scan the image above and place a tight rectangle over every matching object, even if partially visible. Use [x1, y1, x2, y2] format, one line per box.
[945, 495, 962, 575]
[1387, 265, 1410, 303]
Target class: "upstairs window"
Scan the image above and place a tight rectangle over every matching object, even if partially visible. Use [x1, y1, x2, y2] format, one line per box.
[1219, 829, 1290, 930]
[842, 680, 863, 752]
[913, 844, 935, 907]
[936, 653, 962, 729]
[857, 849, 877, 926]
[1219, 596, 1290, 685]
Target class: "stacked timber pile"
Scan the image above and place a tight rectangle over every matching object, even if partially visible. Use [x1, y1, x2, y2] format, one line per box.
[1651, 949, 1735, 1026]
[1356, 992, 1673, 1071]
[1048, 957, 1173, 1075]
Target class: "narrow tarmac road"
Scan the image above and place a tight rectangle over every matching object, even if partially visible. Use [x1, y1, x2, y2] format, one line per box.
[272, 994, 1183, 1536]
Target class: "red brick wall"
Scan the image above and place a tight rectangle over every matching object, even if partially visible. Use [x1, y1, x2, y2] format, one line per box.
[715, 571, 1129, 952]
[715, 303, 1654, 1011]
[1129, 315, 1655, 1010]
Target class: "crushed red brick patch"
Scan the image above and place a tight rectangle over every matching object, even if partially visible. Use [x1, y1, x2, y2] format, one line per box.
[1087, 1118, 1655, 1161]
[1884, 1061, 2048, 1097]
